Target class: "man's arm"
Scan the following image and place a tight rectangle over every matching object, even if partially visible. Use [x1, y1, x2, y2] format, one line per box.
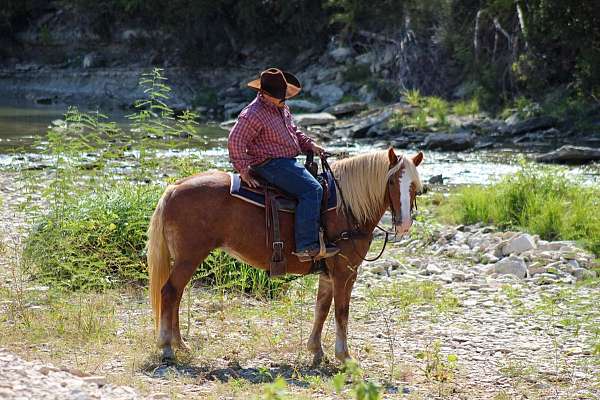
[228, 116, 261, 187]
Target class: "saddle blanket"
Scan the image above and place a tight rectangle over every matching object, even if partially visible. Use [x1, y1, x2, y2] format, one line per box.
[229, 171, 337, 213]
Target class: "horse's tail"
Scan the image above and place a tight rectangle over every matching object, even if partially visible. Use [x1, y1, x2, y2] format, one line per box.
[147, 185, 176, 332]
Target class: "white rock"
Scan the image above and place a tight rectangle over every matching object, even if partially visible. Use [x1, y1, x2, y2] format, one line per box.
[481, 253, 499, 264]
[426, 264, 443, 275]
[494, 256, 528, 279]
[294, 112, 337, 126]
[502, 234, 536, 256]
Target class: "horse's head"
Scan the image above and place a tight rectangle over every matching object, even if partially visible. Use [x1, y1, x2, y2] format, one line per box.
[386, 148, 424, 236]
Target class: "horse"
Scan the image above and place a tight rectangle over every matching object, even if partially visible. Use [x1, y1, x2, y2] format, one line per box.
[147, 148, 424, 364]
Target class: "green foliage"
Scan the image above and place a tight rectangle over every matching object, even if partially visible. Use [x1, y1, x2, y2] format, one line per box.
[390, 93, 458, 132]
[260, 376, 288, 400]
[452, 99, 480, 117]
[25, 185, 161, 290]
[441, 166, 600, 255]
[416, 340, 458, 382]
[332, 359, 382, 400]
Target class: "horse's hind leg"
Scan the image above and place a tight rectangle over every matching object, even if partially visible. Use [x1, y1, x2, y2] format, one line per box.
[159, 255, 207, 361]
[307, 273, 333, 366]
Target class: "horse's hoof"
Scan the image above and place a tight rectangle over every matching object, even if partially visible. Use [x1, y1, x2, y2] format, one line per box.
[335, 352, 353, 364]
[311, 350, 325, 368]
[161, 346, 175, 363]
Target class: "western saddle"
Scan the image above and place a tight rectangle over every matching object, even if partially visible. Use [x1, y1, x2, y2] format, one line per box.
[245, 153, 331, 277]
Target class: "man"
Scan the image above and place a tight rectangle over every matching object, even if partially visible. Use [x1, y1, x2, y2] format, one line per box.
[228, 68, 340, 262]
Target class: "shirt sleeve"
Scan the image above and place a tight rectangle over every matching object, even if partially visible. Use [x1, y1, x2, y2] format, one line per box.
[228, 115, 260, 173]
[291, 118, 314, 153]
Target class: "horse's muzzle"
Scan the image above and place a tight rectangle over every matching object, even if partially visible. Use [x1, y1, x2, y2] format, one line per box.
[394, 219, 413, 236]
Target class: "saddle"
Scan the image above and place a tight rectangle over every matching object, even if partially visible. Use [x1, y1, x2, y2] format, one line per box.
[229, 154, 336, 277]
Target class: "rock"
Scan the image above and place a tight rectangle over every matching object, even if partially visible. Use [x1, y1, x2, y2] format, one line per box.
[358, 84, 377, 103]
[428, 174, 443, 185]
[504, 116, 557, 135]
[82, 376, 106, 386]
[286, 99, 320, 113]
[494, 256, 528, 279]
[502, 234, 536, 256]
[330, 47, 353, 63]
[347, 110, 393, 138]
[219, 119, 237, 130]
[82, 52, 104, 69]
[324, 101, 367, 116]
[426, 263, 443, 275]
[294, 112, 337, 126]
[481, 253, 499, 264]
[535, 145, 600, 164]
[310, 83, 344, 106]
[423, 132, 475, 151]
[572, 268, 597, 281]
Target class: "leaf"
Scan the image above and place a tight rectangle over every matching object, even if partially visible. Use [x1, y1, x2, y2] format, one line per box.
[332, 372, 346, 393]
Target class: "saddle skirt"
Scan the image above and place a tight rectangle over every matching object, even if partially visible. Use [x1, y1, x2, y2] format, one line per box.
[228, 171, 337, 213]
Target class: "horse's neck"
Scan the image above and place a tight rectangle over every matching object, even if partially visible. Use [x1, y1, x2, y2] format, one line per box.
[356, 197, 388, 234]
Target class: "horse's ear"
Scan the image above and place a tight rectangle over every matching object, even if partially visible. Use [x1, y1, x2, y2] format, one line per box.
[412, 151, 424, 167]
[388, 148, 398, 165]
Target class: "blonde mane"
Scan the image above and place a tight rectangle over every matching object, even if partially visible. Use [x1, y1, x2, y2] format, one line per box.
[330, 150, 422, 224]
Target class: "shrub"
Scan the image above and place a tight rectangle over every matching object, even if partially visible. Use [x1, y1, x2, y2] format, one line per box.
[440, 166, 600, 255]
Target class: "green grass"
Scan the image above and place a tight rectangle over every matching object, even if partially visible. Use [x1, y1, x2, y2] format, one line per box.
[439, 166, 600, 255]
[391, 92, 477, 131]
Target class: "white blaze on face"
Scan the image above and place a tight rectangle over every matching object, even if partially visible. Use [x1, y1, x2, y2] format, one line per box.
[397, 159, 413, 235]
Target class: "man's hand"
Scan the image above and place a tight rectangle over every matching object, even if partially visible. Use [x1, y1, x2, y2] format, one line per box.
[310, 142, 327, 156]
[240, 169, 260, 188]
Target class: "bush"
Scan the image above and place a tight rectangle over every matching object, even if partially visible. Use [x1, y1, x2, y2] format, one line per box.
[441, 166, 600, 255]
[25, 185, 161, 290]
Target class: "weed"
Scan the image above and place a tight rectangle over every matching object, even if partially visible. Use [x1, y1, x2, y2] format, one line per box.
[402, 89, 422, 107]
[452, 98, 480, 117]
[416, 340, 458, 396]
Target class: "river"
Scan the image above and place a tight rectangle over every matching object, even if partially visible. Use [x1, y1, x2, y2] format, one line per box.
[1, 104, 599, 186]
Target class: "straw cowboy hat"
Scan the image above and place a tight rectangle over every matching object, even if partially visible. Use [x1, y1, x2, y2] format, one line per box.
[247, 68, 301, 100]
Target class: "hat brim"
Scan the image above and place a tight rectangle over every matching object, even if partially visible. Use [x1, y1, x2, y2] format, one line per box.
[247, 78, 301, 99]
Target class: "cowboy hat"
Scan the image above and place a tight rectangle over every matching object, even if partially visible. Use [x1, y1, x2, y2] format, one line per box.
[247, 68, 301, 100]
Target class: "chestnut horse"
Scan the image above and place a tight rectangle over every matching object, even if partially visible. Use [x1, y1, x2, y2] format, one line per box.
[147, 148, 423, 364]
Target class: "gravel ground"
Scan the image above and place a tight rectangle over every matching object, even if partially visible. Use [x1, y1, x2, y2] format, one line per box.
[0, 349, 147, 400]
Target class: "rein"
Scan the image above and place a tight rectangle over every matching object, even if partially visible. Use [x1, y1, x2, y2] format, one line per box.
[320, 154, 396, 263]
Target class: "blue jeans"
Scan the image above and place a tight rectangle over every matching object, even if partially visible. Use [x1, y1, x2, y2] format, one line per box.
[253, 158, 322, 252]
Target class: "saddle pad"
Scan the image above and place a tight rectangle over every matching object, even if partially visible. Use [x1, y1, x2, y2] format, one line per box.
[229, 171, 337, 213]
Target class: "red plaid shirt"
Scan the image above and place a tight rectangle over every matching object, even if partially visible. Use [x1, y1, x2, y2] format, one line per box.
[228, 94, 314, 173]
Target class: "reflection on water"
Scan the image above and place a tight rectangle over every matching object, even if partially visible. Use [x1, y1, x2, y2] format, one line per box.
[0, 104, 599, 186]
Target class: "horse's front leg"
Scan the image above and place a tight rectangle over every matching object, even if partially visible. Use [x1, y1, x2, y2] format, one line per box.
[332, 265, 358, 363]
[308, 273, 333, 366]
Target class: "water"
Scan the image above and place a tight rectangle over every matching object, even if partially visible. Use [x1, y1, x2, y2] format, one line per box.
[1, 104, 599, 186]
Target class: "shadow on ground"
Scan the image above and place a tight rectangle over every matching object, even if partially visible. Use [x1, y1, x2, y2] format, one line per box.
[143, 358, 340, 387]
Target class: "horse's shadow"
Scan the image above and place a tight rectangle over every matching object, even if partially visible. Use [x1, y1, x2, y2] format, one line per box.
[142, 357, 340, 387]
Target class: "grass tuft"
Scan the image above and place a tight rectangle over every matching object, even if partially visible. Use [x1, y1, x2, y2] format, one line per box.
[440, 166, 600, 255]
